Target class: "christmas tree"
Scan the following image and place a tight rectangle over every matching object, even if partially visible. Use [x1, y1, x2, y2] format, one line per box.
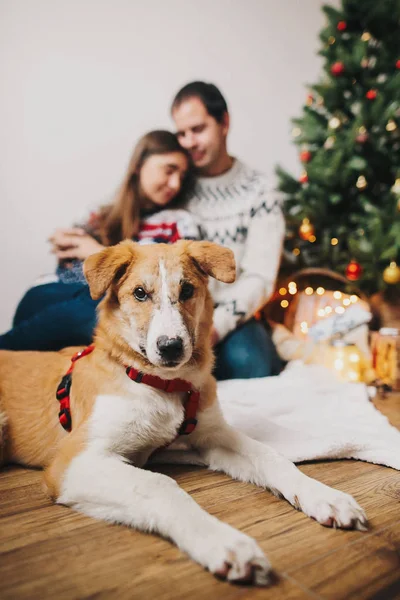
[277, 0, 400, 296]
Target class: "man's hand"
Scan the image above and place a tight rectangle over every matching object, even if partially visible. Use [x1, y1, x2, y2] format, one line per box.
[49, 228, 105, 261]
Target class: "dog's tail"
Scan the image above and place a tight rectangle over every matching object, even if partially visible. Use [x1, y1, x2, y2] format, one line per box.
[0, 407, 8, 467]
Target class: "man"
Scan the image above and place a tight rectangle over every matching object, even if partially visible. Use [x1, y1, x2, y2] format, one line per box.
[171, 81, 284, 380]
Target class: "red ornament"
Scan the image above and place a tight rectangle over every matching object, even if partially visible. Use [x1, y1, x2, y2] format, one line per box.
[300, 150, 312, 163]
[366, 89, 377, 100]
[306, 93, 314, 106]
[331, 62, 345, 76]
[356, 133, 369, 144]
[299, 172, 309, 184]
[396, 59, 400, 69]
[337, 21, 347, 31]
[346, 260, 363, 281]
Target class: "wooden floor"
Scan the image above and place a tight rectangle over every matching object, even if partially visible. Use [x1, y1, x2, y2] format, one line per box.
[1, 394, 399, 600]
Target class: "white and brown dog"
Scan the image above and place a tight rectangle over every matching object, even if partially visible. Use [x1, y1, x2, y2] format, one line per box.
[0, 240, 366, 586]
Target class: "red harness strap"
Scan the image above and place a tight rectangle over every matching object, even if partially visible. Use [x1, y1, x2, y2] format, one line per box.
[125, 366, 200, 435]
[56, 345, 95, 431]
[56, 346, 200, 436]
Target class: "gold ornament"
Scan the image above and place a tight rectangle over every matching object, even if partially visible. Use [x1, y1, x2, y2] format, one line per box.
[386, 120, 397, 132]
[328, 36, 336, 45]
[329, 116, 341, 129]
[383, 261, 400, 285]
[324, 136, 336, 149]
[392, 178, 400, 195]
[299, 218, 315, 241]
[361, 32, 371, 41]
[356, 175, 368, 190]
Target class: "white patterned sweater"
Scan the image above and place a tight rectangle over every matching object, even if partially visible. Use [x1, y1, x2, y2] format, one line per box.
[186, 159, 285, 341]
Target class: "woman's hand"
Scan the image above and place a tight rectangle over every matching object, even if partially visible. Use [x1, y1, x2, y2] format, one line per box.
[49, 228, 105, 261]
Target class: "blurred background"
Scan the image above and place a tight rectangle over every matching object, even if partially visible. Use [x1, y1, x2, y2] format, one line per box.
[0, 0, 338, 331]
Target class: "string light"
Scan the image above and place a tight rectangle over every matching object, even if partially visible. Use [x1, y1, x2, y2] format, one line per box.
[343, 298, 351, 306]
[386, 120, 397, 131]
[292, 127, 302, 137]
[316, 287, 325, 295]
[300, 321, 309, 334]
[331, 238, 339, 246]
[305, 287, 314, 295]
[350, 295, 359, 303]
[361, 32, 371, 41]
[309, 235, 317, 243]
[281, 300, 289, 308]
[293, 248, 301, 256]
[335, 306, 345, 314]
[325, 306, 333, 314]
[333, 291, 342, 299]
[279, 287, 287, 295]
[317, 309, 326, 317]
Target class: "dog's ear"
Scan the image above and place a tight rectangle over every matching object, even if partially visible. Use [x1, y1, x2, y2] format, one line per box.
[83, 241, 136, 300]
[186, 241, 236, 283]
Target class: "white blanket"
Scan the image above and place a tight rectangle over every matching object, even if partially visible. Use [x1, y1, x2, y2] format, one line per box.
[217, 362, 400, 470]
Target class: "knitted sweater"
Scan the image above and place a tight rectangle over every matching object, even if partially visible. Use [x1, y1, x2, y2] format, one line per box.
[185, 159, 284, 341]
[55, 208, 199, 285]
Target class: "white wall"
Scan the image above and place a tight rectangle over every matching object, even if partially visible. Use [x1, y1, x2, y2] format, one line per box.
[0, 0, 337, 331]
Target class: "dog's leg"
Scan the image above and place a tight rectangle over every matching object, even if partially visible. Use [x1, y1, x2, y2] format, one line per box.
[45, 446, 272, 586]
[192, 407, 367, 531]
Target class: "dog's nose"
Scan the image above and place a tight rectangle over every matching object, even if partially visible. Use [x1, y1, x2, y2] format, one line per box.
[157, 336, 184, 362]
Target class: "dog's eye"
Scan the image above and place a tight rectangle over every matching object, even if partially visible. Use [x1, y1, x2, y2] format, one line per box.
[134, 287, 148, 302]
[180, 282, 194, 302]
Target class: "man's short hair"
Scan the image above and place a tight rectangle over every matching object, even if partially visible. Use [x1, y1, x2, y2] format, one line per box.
[171, 81, 228, 123]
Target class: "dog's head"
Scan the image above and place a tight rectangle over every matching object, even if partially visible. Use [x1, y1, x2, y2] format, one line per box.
[84, 240, 235, 373]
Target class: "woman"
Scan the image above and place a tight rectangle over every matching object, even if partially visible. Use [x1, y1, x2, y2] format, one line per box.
[0, 131, 196, 351]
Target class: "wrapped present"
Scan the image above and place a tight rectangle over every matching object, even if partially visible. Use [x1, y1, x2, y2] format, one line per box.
[371, 328, 400, 391]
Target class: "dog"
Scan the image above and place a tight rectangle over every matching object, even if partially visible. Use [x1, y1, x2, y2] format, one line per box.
[0, 240, 367, 586]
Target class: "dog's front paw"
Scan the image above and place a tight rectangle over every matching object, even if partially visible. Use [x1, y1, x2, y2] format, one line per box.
[205, 530, 272, 586]
[297, 480, 367, 531]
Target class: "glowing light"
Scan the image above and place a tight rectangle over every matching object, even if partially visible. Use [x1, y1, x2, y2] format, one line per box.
[334, 359, 344, 370]
[325, 306, 333, 314]
[317, 309, 326, 317]
[316, 287, 325, 296]
[361, 31, 371, 41]
[289, 288, 297, 295]
[281, 300, 289, 308]
[279, 287, 287, 295]
[293, 248, 301, 256]
[309, 235, 317, 243]
[343, 298, 351, 306]
[347, 370, 360, 382]
[300, 321, 309, 333]
[331, 238, 339, 246]
[349, 353, 360, 363]
[292, 127, 302, 138]
[350, 295, 359, 303]
[333, 291, 342, 299]
[335, 306, 345, 314]
[305, 287, 314, 295]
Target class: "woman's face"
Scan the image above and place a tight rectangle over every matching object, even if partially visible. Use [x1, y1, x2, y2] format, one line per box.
[139, 152, 189, 206]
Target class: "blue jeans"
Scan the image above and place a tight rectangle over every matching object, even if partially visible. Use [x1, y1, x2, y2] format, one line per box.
[0, 283, 100, 351]
[214, 319, 282, 381]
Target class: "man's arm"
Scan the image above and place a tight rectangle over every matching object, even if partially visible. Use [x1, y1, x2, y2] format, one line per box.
[212, 186, 284, 342]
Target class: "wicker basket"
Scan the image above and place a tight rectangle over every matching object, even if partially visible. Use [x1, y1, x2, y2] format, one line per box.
[264, 268, 371, 336]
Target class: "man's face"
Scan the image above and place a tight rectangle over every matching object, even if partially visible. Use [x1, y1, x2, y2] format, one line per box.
[172, 97, 229, 173]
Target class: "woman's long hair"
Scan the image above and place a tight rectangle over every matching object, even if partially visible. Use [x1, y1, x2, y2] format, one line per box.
[96, 131, 194, 246]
